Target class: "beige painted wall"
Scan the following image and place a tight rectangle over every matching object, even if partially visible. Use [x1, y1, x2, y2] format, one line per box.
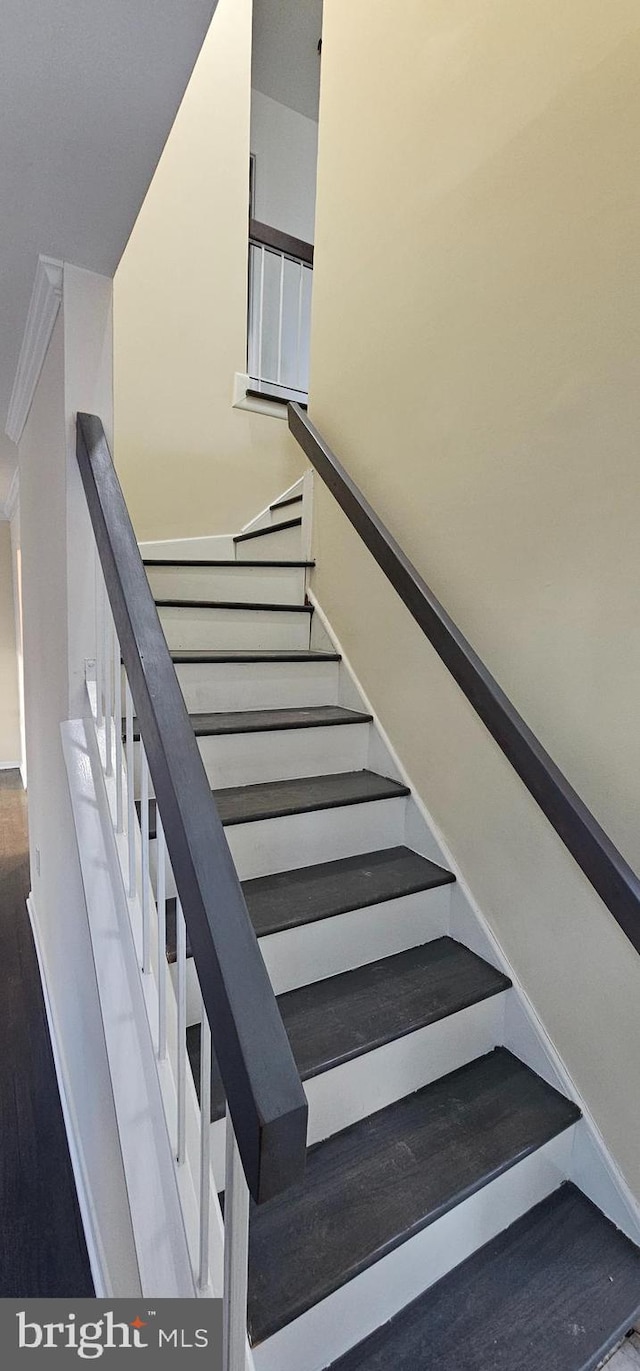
[310, 2, 640, 1191]
[114, 0, 303, 541]
[0, 519, 20, 767]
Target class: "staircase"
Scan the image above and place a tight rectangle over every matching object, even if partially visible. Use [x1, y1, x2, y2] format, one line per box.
[141, 478, 640, 1371]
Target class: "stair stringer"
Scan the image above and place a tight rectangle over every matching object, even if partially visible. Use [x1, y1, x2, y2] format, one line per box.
[307, 587, 640, 1250]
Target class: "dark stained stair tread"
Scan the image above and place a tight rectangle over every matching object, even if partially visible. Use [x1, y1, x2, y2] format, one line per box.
[133, 705, 372, 742]
[139, 771, 408, 837]
[234, 516, 302, 543]
[165, 845, 454, 959]
[170, 649, 340, 663]
[264, 938, 511, 1083]
[243, 1049, 580, 1343]
[270, 493, 303, 511]
[155, 598, 313, 613]
[210, 770, 410, 827]
[327, 1182, 640, 1371]
[242, 846, 455, 937]
[143, 559, 314, 567]
[187, 938, 512, 1124]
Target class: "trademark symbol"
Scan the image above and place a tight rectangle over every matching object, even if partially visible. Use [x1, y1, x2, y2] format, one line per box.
[147, 1310, 156, 1316]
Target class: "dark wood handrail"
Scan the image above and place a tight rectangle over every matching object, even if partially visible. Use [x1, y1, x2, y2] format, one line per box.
[288, 402, 640, 955]
[249, 218, 314, 266]
[76, 413, 308, 1204]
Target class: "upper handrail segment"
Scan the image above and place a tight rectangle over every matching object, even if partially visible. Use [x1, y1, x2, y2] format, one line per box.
[76, 412, 308, 1204]
[288, 402, 640, 956]
[249, 218, 314, 266]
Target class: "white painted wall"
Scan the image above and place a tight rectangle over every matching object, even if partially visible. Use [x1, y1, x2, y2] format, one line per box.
[9, 504, 26, 782]
[114, 0, 304, 542]
[0, 517, 21, 767]
[18, 272, 140, 1296]
[250, 88, 318, 243]
[310, 0, 640, 1197]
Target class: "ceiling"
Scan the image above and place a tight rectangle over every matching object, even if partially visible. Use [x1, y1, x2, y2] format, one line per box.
[0, 0, 218, 509]
[252, 0, 323, 122]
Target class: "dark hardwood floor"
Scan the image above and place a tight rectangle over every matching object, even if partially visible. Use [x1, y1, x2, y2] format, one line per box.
[0, 769, 93, 1296]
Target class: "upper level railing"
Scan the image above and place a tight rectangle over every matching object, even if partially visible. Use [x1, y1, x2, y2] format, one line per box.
[288, 402, 640, 957]
[248, 219, 313, 402]
[76, 412, 308, 1206]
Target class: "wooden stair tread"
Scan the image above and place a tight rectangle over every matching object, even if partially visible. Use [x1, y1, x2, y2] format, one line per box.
[143, 558, 314, 567]
[234, 516, 302, 544]
[187, 938, 512, 1125]
[134, 705, 371, 743]
[169, 648, 339, 663]
[327, 1182, 640, 1371]
[139, 771, 408, 837]
[270, 493, 303, 512]
[155, 598, 313, 612]
[244, 1049, 579, 1343]
[165, 845, 453, 958]
[209, 770, 409, 827]
[242, 845, 455, 937]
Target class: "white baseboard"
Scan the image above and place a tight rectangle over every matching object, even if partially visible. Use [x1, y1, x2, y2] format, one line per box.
[27, 892, 113, 1297]
[0, 760, 23, 771]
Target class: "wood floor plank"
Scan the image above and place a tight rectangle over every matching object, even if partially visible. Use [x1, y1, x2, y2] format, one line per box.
[0, 771, 93, 1296]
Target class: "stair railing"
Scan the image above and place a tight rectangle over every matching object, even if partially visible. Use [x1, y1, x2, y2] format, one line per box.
[76, 413, 307, 1359]
[248, 219, 313, 401]
[288, 402, 640, 956]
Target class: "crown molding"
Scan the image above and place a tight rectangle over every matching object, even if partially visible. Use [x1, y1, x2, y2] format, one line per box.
[5, 255, 64, 446]
[3, 466, 19, 521]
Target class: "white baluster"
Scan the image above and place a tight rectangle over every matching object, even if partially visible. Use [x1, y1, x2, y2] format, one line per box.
[140, 746, 150, 974]
[156, 809, 167, 1061]
[276, 251, 285, 385]
[257, 246, 266, 384]
[113, 622, 123, 833]
[176, 898, 187, 1164]
[296, 261, 304, 396]
[198, 1011, 212, 1292]
[104, 602, 113, 777]
[125, 680, 136, 898]
[95, 558, 104, 726]
[222, 1113, 250, 1371]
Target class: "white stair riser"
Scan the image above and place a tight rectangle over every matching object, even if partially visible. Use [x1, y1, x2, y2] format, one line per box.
[243, 501, 304, 535]
[151, 797, 407, 892]
[210, 994, 506, 1190]
[261, 885, 452, 994]
[225, 796, 408, 881]
[134, 723, 369, 794]
[252, 1130, 576, 1371]
[171, 884, 450, 1022]
[173, 659, 340, 713]
[197, 724, 370, 791]
[243, 508, 278, 533]
[158, 604, 311, 653]
[304, 992, 506, 1145]
[239, 481, 304, 536]
[146, 564, 307, 605]
[236, 525, 302, 560]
